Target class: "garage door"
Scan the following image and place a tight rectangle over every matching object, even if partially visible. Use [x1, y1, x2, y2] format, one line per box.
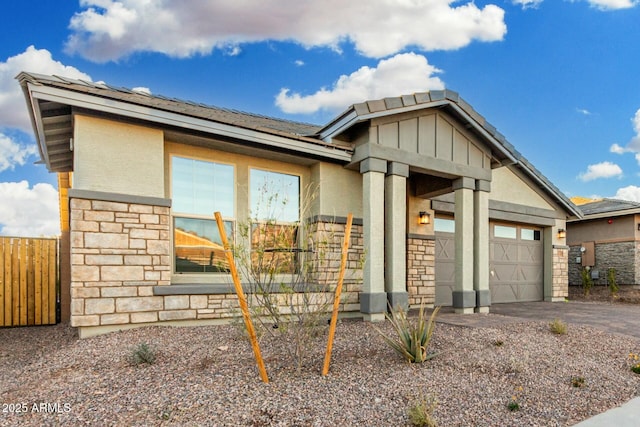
[435, 218, 455, 306]
[490, 223, 543, 303]
[435, 219, 543, 305]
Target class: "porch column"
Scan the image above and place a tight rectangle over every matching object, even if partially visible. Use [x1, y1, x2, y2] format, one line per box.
[474, 180, 491, 313]
[453, 177, 476, 314]
[360, 158, 387, 321]
[385, 162, 409, 310]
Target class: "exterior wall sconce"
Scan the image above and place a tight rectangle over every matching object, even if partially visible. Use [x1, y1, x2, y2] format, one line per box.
[557, 229, 566, 239]
[418, 211, 431, 225]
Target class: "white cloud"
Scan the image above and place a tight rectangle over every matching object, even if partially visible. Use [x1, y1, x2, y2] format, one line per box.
[576, 108, 592, 116]
[609, 108, 640, 155]
[513, 0, 543, 9]
[294, 60, 305, 67]
[610, 143, 629, 154]
[276, 53, 445, 115]
[515, 0, 639, 9]
[586, 0, 639, 10]
[614, 185, 640, 202]
[65, 0, 507, 62]
[0, 181, 60, 237]
[577, 161, 623, 181]
[131, 86, 151, 94]
[0, 46, 91, 132]
[0, 133, 38, 173]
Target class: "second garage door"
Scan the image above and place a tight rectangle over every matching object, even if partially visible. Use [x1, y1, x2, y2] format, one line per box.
[435, 219, 544, 305]
[490, 223, 543, 303]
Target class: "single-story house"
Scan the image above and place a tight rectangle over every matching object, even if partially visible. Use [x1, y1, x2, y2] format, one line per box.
[18, 72, 581, 337]
[567, 198, 640, 286]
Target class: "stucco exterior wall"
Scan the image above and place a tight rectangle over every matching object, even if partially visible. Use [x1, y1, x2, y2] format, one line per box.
[73, 115, 165, 198]
[490, 167, 552, 210]
[310, 163, 362, 218]
[567, 216, 634, 245]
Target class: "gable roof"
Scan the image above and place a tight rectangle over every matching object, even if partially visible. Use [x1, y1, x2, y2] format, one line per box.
[319, 90, 582, 219]
[18, 72, 580, 219]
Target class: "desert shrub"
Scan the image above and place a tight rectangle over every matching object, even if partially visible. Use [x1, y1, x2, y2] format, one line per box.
[549, 318, 567, 335]
[608, 268, 619, 296]
[231, 182, 358, 373]
[581, 267, 593, 296]
[629, 353, 640, 374]
[407, 392, 438, 427]
[127, 342, 157, 366]
[570, 376, 586, 388]
[507, 386, 523, 412]
[375, 304, 440, 363]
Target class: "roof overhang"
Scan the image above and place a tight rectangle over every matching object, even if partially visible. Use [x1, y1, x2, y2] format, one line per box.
[18, 72, 352, 173]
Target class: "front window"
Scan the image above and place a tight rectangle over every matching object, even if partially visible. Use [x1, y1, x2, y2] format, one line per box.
[249, 169, 300, 274]
[172, 156, 234, 273]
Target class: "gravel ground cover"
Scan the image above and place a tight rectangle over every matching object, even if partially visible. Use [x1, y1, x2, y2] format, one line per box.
[2, 316, 640, 426]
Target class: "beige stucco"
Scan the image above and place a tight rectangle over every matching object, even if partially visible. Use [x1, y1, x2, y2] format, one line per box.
[567, 215, 635, 245]
[490, 167, 552, 210]
[310, 163, 362, 218]
[73, 115, 165, 198]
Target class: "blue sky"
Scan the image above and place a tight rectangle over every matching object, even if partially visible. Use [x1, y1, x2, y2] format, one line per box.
[1, 0, 640, 236]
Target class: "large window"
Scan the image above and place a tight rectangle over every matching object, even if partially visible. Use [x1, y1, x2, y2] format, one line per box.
[249, 169, 300, 274]
[172, 156, 234, 273]
[250, 169, 299, 222]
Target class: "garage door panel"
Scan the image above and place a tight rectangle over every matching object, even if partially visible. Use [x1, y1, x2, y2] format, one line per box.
[435, 232, 454, 306]
[490, 224, 543, 304]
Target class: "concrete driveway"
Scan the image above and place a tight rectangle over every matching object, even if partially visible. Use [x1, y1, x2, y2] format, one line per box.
[437, 301, 640, 339]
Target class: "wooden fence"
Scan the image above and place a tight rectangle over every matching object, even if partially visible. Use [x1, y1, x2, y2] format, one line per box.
[0, 237, 59, 327]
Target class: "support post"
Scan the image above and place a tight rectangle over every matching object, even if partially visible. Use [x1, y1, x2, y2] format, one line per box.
[385, 162, 409, 310]
[322, 213, 353, 376]
[360, 158, 387, 321]
[474, 180, 491, 313]
[452, 177, 476, 314]
[215, 211, 269, 383]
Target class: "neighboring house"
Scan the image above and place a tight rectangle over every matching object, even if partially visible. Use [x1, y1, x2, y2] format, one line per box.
[567, 198, 640, 286]
[18, 72, 581, 337]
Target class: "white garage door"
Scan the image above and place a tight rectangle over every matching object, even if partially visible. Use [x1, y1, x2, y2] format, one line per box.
[435, 219, 544, 306]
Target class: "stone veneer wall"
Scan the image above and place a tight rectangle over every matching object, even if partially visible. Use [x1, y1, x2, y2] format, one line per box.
[407, 236, 435, 307]
[70, 202, 366, 335]
[552, 246, 569, 299]
[568, 241, 638, 286]
[70, 198, 175, 328]
[307, 219, 364, 313]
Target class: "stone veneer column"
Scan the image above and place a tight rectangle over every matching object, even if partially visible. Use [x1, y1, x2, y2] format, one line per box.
[360, 158, 387, 321]
[550, 245, 569, 301]
[474, 180, 490, 313]
[407, 236, 435, 307]
[385, 162, 408, 310]
[452, 177, 476, 314]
